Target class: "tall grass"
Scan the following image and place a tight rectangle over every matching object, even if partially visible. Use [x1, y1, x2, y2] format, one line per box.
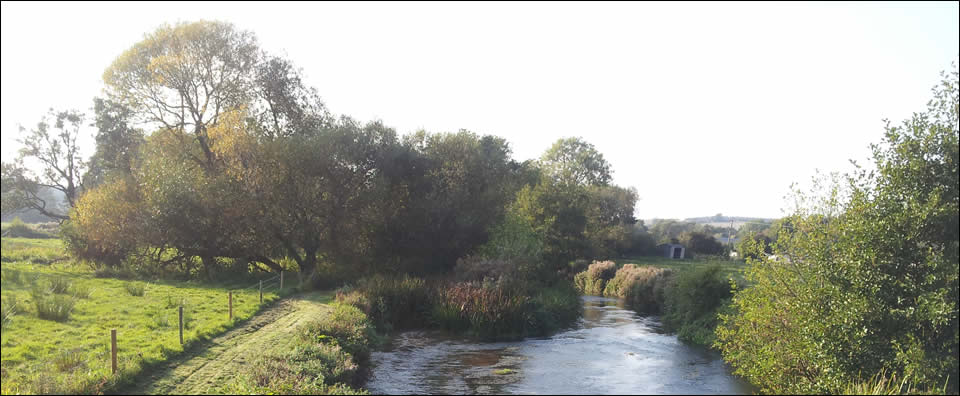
[345, 275, 431, 332]
[573, 260, 617, 295]
[430, 281, 534, 340]
[339, 275, 581, 341]
[124, 282, 146, 296]
[1, 295, 18, 330]
[601, 264, 674, 314]
[297, 303, 378, 363]
[32, 293, 76, 322]
[49, 277, 72, 294]
[219, 303, 373, 395]
[837, 368, 947, 395]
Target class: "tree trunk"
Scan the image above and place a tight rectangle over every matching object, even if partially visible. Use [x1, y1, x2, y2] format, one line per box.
[200, 255, 217, 281]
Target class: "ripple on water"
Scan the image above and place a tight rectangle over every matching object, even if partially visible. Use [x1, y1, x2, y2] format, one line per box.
[366, 296, 753, 395]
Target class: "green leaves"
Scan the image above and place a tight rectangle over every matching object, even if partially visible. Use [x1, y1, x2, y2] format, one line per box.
[716, 64, 959, 394]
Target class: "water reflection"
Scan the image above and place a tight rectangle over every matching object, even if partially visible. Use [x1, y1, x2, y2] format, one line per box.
[366, 296, 753, 395]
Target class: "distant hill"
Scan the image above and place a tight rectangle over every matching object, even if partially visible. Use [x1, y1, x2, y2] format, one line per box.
[682, 215, 775, 224]
[643, 216, 776, 231]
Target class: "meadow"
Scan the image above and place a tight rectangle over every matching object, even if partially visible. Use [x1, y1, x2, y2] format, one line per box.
[0, 237, 281, 394]
[614, 255, 747, 283]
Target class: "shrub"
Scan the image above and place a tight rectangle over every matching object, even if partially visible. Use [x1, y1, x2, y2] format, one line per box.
[622, 267, 674, 314]
[662, 264, 733, 346]
[124, 282, 146, 296]
[530, 282, 582, 334]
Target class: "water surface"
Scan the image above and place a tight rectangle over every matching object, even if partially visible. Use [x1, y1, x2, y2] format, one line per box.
[366, 296, 753, 395]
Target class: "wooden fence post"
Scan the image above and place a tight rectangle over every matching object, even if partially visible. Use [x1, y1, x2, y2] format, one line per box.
[259, 280, 263, 303]
[178, 305, 184, 345]
[229, 291, 233, 321]
[111, 329, 118, 375]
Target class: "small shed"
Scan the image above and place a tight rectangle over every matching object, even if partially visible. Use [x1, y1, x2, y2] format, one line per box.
[659, 243, 685, 259]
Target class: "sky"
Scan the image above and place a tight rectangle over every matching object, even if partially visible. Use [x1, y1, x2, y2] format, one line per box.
[2, 1, 958, 220]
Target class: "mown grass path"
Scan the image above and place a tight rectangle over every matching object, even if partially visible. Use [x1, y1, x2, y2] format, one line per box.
[116, 291, 334, 395]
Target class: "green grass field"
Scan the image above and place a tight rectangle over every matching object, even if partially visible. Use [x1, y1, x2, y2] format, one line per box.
[0, 237, 281, 394]
[614, 255, 747, 283]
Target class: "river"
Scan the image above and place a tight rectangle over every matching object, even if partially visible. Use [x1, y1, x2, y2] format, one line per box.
[366, 296, 754, 395]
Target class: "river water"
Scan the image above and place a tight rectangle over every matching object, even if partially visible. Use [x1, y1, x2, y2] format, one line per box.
[366, 296, 754, 395]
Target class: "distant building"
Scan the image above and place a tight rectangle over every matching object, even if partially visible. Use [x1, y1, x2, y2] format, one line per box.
[658, 243, 685, 259]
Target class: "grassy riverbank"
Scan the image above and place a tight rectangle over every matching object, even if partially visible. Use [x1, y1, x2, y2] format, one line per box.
[217, 302, 376, 395]
[337, 275, 582, 342]
[574, 258, 738, 347]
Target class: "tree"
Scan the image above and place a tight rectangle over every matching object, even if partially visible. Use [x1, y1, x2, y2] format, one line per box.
[69, 21, 334, 278]
[539, 137, 612, 187]
[7, 109, 88, 220]
[734, 232, 772, 260]
[647, 219, 699, 244]
[371, 130, 523, 274]
[102, 21, 324, 168]
[84, 98, 145, 187]
[716, 66, 959, 394]
[584, 185, 638, 258]
[679, 231, 723, 256]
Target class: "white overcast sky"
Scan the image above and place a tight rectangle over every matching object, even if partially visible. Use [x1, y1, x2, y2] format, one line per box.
[2, 1, 958, 220]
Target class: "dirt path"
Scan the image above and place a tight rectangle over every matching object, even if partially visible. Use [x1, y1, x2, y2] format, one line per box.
[119, 292, 334, 395]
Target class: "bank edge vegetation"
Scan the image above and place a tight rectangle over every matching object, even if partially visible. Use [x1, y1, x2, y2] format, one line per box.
[0, 20, 957, 395]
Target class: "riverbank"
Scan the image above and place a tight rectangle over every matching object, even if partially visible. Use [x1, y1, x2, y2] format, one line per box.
[574, 259, 735, 347]
[337, 275, 583, 342]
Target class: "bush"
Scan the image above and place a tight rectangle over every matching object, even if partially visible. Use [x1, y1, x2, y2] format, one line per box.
[530, 282, 582, 334]
[662, 264, 733, 346]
